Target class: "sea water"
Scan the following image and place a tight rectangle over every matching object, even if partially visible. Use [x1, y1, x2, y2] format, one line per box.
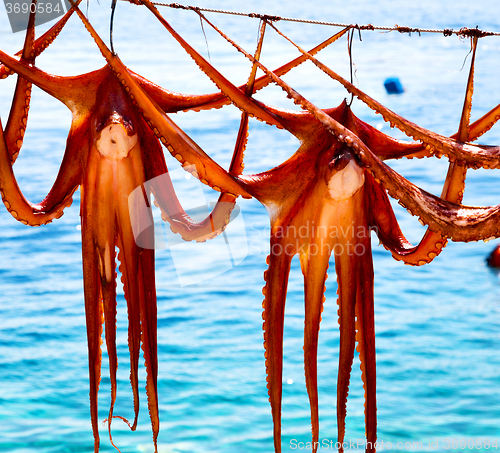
[0, 0, 499, 451]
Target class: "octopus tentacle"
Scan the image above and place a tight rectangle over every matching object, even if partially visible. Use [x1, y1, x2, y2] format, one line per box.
[231, 20, 267, 175]
[439, 36, 477, 204]
[138, 1, 343, 142]
[345, 109, 423, 161]
[3, 0, 83, 161]
[182, 11, 377, 153]
[330, 188, 374, 452]
[179, 9, 398, 158]
[345, 194, 377, 453]
[351, 137, 500, 242]
[301, 247, 329, 453]
[381, 102, 500, 161]
[81, 94, 160, 450]
[81, 214, 105, 453]
[136, 125, 236, 242]
[136, 0, 286, 130]
[467, 102, 500, 142]
[185, 18, 374, 449]
[4, 1, 36, 162]
[136, 246, 159, 452]
[299, 207, 334, 451]
[125, 121, 232, 243]
[364, 173, 414, 255]
[292, 89, 500, 242]
[5, 73, 32, 162]
[366, 37, 477, 265]
[306, 153, 375, 453]
[262, 246, 294, 453]
[269, 25, 500, 169]
[193, 21, 269, 237]
[317, 111, 500, 242]
[334, 238, 356, 453]
[243, 127, 377, 451]
[116, 241, 141, 431]
[342, 42, 482, 264]
[0, 47, 96, 110]
[137, 0, 333, 141]
[205, 18, 500, 242]
[0, 3, 245, 241]
[157, 20, 268, 242]
[69, 2, 251, 199]
[135, 13, 498, 167]
[298, 181, 371, 452]
[117, 208, 159, 451]
[121, 153, 160, 450]
[390, 38, 475, 263]
[0, 0, 80, 80]
[98, 231, 120, 450]
[129, 120, 204, 241]
[266, 21, 499, 166]
[0, 119, 79, 225]
[254, 140, 379, 451]
[242, 137, 333, 449]
[81, 135, 119, 452]
[85, 171, 137, 450]
[354, 250, 377, 453]
[133, 27, 348, 114]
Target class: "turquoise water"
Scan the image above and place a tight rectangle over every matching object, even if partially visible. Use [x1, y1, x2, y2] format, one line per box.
[1, 0, 500, 451]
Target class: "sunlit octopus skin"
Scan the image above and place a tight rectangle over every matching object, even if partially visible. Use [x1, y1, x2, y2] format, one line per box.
[108, 2, 500, 451]
[135, 5, 500, 453]
[0, 0, 83, 230]
[0, 7, 336, 451]
[140, 1, 500, 256]
[0, 8, 354, 452]
[51, 7, 500, 453]
[0, 32, 259, 453]
[237, 103, 381, 453]
[68, 15, 418, 452]
[0, 63, 166, 451]
[193, 12, 500, 242]
[1, 1, 80, 163]
[78, 0, 500, 252]
[271, 24, 500, 170]
[4, 4, 500, 453]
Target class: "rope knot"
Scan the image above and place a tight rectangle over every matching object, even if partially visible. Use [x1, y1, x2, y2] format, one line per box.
[395, 24, 421, 36]
[170, 2, 190, 10]
[458, 26, 492, 38]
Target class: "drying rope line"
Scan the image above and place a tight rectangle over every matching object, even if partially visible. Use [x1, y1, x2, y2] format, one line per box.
[121, 0, 500, 38]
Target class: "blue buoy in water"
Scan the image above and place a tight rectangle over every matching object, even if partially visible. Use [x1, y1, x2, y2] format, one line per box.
[384, 77, 404, 94]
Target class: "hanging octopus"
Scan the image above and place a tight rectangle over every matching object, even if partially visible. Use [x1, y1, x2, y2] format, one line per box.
[2, 1, 500, 452]
[0, 2, 348, 451]
[107, 2, 500, 451]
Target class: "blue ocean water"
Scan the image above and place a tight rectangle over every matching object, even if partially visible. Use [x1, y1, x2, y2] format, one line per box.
[0, 0, 500, 452]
